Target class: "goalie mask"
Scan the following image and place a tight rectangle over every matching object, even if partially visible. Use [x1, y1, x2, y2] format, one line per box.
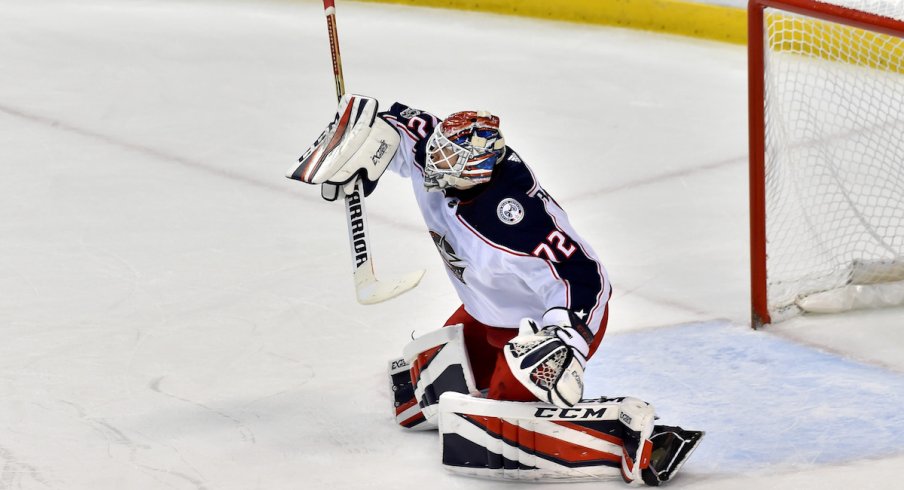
[424, 111, 506, 191]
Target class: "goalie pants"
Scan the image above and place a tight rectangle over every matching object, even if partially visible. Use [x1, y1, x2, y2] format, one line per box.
[444, 305, 608, 402]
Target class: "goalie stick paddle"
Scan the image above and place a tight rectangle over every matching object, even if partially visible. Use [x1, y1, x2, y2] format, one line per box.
[321, 0, 424, 304]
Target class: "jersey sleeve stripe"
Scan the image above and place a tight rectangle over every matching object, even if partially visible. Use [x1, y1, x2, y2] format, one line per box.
[586, 261, 609, 335]
[455, 215, 530, 257]
[457, 214, 571, 308]
[540, 200, 610, 336]
[524, 160, 541, 197]
[543, 258, 571, 310]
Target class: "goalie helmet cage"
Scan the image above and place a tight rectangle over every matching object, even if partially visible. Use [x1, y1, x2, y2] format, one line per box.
[748, 0, 904, 328]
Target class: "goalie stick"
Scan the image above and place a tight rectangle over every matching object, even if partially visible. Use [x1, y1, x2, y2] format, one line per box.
[310, 0, 424, 304]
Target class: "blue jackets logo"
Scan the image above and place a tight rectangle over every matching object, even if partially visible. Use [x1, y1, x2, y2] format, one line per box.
[429, 231, 467, 284]
[497, 198, 524, 225]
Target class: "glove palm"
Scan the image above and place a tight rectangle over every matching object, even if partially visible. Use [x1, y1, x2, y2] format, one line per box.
[503, 309, 592, 408]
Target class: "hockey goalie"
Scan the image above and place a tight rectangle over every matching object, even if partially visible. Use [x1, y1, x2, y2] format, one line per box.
[292, 95, 704, 486]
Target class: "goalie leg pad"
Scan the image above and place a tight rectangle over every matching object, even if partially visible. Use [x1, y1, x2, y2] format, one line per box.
[390, 325, 479, 430]
[437, 392, 656, 483]
[388, 356, 430, 430]
[616, 397, 657, 484]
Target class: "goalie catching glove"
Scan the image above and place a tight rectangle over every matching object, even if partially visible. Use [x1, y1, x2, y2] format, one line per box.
[503, 307, 594, 408]
[287, 94, 400, 200]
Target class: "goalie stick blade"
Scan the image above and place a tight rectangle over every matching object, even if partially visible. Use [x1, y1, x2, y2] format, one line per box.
[355, 268, 425, 305]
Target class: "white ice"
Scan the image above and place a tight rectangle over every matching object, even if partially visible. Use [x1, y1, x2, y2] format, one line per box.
[1, 1, 902, 489]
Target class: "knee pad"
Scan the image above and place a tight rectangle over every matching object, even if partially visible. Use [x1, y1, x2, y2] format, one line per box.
[388, 325, 479, 430]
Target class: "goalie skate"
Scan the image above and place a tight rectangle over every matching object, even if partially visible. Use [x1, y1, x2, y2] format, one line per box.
[640, 425, 704, 486]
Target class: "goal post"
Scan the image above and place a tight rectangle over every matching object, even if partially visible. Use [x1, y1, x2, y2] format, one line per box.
[748, 0, 904, 328]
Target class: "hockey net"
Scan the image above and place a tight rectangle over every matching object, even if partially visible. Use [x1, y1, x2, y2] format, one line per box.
[749, 0, 904, 326]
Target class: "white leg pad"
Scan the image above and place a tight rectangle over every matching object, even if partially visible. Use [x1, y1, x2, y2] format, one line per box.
[438, 392, 656, 483]
[617, 397, 657, 483]
[393, 325, 479, 429]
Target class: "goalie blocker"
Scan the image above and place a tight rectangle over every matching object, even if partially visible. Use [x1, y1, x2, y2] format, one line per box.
[287, 94, 400, 200]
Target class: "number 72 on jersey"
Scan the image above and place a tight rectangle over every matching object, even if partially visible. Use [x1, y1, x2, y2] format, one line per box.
[532, 231, 576, 263]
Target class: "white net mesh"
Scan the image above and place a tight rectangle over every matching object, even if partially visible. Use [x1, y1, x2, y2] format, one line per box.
[529, 348, 567, 390]
[510, 336, 567, 391]
[762, 0, 904, 318]
[815, 0, 904, 20]
[510, 337, 544, 356]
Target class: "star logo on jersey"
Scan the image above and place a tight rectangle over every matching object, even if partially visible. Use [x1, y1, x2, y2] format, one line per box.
[575, 310, 587, 320]
[430, 231, 467, 284]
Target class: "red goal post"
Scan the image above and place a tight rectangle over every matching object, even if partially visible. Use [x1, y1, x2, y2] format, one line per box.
[748, 0, 904, 328]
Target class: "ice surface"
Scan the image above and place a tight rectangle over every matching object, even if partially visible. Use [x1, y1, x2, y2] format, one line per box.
[0, 0, 902, 488]
[589, 322, 904, 474]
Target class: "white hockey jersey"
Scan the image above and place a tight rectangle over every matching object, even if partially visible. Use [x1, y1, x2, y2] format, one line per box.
[380, 103, 611, 336]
